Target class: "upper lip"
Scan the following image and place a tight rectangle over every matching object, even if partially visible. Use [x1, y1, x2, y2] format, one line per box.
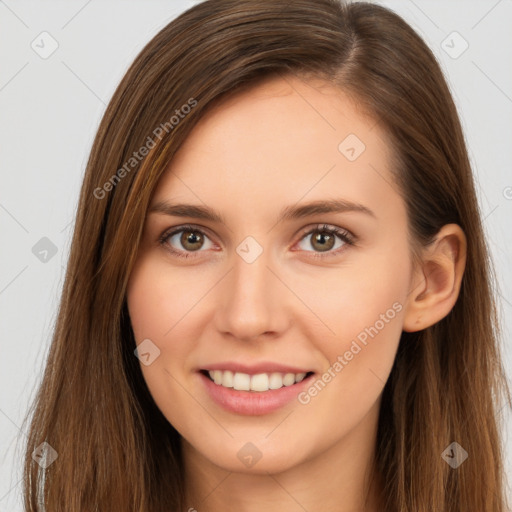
[199, 361, 314, 375]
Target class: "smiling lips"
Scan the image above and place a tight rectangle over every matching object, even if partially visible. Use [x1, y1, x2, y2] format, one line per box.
[198, 362, 315, 414]
[199, 367, 315, 415]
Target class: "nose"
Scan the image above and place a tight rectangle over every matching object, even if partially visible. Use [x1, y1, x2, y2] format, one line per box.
[213, 244, 290, 342]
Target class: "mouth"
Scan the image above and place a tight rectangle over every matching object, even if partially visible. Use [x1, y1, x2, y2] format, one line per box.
[199, 369, 315, 392]
[196, 362, 317, 415]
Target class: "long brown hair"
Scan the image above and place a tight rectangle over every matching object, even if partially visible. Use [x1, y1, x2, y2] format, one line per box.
[20, 1, 511, 510]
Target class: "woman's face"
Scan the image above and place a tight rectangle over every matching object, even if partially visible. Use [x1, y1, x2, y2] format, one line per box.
[127, 75, 417, 475]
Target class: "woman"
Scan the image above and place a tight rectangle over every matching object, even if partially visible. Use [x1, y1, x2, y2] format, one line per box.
[20, 1, 511, 510]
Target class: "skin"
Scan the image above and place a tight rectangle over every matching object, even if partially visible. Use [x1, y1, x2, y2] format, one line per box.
[126, 74, 467, 512]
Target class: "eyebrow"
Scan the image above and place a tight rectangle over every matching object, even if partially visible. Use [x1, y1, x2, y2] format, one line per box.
[148, 198, 376, 225]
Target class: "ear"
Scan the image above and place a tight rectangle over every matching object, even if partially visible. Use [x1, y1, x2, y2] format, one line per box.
[402, 224, 467, 333]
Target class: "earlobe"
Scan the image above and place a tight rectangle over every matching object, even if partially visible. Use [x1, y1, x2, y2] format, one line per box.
[402, 224, 467, 333]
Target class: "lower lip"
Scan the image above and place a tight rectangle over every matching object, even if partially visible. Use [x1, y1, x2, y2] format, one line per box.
[199, 371, 314, 416]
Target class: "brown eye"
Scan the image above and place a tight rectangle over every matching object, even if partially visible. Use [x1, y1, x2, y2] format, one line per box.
[310, 231, 336, 252]
[180, 230, 204, 251]
[295, 224, 354, 257]
[160, 225, 215, 259]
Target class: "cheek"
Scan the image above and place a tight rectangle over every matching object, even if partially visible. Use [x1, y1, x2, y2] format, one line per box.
[126, 264, 165, 344]
[126, 255, 216, 394]
[298, 248, 408, 347]
[294, 247, 409, 405]
[126, 258, 198, 429]
[126, 257, 187, 389]
[127, 254, 205, 343]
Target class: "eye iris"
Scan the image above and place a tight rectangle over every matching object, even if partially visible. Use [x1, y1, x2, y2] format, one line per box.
[311, 231, 335, 252]
[181, 230, 203, 251]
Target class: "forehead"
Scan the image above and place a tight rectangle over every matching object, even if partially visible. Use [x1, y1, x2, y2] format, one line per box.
[152, 75, 401, 225]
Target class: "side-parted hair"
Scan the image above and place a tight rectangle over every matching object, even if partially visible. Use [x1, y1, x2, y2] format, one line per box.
[20, 1, 511, 510]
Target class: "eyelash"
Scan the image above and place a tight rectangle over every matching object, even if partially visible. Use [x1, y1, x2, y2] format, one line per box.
[158, 223, 355, 260]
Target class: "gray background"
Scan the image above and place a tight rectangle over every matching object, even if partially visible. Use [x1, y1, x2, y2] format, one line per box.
[1, 0, 511, 509]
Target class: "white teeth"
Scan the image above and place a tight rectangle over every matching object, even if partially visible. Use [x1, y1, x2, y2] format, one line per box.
[206, 370, 310, 392]
[221, 370, 234, 388]
[269, 372, 283, 389]
[282, 373, 296, 386]
[250, 373, 269, 392]
[233, 372, 251, 391]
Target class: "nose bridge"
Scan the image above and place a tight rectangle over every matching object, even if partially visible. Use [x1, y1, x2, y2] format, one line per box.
[231, 240, 274, 312]
[215, 237, 286, 339]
